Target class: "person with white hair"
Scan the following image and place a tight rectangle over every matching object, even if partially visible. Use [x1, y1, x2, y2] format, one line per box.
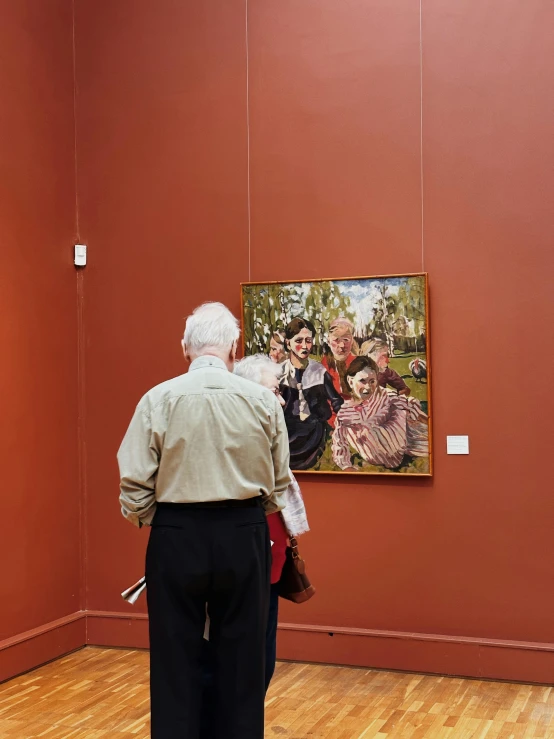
[232, 356, 309, 677]
[117, 303, 291, 739]
[200, 354, 309, 739]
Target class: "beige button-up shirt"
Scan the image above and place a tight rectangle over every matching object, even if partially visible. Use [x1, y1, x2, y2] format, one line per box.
[117, 355, 291, 527]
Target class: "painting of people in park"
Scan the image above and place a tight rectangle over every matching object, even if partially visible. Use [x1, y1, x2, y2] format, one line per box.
[241, 273, 432, 476]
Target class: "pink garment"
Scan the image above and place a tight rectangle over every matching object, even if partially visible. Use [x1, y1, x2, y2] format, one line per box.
[332, 389, 428, 469]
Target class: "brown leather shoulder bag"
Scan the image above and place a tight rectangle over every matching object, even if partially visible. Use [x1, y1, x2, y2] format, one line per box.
[278, 537, 315, 604]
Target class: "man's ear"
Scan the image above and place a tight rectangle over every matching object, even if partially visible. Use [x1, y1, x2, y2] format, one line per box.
[229, 341, 238, 361]
[182, 340, 191, 363]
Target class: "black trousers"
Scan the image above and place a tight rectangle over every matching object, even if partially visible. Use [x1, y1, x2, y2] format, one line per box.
[146, 500, 271, 739]
[200, 582, 280, 739]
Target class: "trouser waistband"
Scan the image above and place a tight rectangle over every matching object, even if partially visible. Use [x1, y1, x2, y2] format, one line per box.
[157, 498, 262, 510]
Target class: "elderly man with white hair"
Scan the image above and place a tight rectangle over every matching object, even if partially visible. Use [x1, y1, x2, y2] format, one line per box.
[117, 302, 291, 739]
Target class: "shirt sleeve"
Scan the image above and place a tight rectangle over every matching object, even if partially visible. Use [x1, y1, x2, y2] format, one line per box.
[263, 399, 291, 514]
[324, 371, 345, 413]
[331, 417, 352, 470]
[386, 368, 409, 392]
[117, 402, 160, 528]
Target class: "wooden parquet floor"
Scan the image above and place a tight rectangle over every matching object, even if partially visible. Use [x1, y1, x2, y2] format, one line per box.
[0, 647, 552, 738]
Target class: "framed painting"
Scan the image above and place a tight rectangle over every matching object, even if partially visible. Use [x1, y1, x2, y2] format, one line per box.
[241, 273, 432, 476]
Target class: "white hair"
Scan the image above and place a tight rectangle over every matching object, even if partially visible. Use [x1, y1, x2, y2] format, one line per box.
[234, 354, 282, 386]
[183, 302, 240, 353]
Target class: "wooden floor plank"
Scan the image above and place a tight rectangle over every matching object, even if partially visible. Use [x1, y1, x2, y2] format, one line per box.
[0, 647, 552, 738]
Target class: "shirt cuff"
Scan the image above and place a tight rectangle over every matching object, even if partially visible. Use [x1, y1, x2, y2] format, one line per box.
[139, 504, 157, 527]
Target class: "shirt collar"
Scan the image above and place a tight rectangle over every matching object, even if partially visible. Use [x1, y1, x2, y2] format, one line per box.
[189, 355, 228, 372]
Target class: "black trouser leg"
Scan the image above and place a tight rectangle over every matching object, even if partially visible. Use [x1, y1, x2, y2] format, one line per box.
[208, 507, 270, 739]
[199, 639, 217, 739]
[200, 581, 280, 738]
[146, 518, 209, 739]
[265, 583, 280, 692]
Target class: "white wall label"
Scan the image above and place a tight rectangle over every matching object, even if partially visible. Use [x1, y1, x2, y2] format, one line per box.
[74, 244, 87, 266]
[447, 436, 469, 455]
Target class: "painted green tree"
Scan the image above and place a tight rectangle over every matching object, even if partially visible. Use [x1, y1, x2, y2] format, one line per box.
[361, 281, 396, 350]
[396, 276, 426, 334]
[303, 281, 354, 354]
[242, 283, 304, 354]
[242, 281, 354, 356]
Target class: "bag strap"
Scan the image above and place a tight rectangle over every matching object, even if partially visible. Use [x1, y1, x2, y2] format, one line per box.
[289, 536, 307, 575]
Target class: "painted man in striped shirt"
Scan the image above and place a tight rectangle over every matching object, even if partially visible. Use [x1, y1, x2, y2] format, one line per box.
[331, 356, 428, 471]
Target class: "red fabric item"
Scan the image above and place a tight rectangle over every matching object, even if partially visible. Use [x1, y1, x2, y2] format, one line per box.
[322, 353, 356, 427]
[267, 512, 288, 584]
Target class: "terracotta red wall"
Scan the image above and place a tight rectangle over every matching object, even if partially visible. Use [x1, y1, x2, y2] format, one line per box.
[75, 0, 554, 681]
[0, 0, 81, 652]
[74, 0, 249, 613]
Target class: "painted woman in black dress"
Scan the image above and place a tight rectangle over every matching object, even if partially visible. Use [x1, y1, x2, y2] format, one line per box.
[280, 317, 344, 470]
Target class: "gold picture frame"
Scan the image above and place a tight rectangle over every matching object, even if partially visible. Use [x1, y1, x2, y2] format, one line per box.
[241, 273, 432, 477]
